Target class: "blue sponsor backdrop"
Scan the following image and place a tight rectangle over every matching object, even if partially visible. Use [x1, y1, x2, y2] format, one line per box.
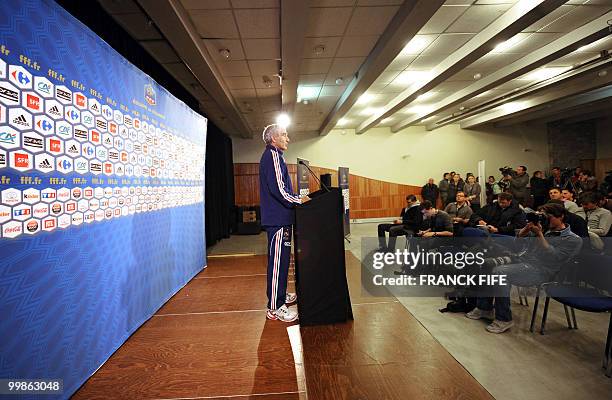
[0, 0, 207, 398]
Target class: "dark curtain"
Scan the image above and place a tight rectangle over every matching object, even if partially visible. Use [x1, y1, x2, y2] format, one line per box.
[205, 125, 234, 246]
[57, 0, 235, 246]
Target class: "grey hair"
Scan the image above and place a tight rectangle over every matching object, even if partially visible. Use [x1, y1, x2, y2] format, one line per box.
[262, 124, 283, 144]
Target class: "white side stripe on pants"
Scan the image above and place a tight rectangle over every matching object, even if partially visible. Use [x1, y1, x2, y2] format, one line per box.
[271, 227, 283, 310]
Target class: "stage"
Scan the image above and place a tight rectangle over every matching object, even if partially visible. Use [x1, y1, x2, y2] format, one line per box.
[73, 252, 492, 399]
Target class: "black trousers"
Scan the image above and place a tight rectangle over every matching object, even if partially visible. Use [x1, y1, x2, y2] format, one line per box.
[378, 223, 413, 249]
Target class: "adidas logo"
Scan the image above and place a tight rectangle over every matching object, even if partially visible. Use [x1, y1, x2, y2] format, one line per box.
[39, 158, 52, 168]
[49, 105, 60, 116]
[91, 103, 99, 111]
[69, 145, 78, 153]
[13, 114, 29, 126]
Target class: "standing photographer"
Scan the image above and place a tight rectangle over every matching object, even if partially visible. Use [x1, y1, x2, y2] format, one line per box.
[466, 203, 582, 334]
[509, 165, 529, 206]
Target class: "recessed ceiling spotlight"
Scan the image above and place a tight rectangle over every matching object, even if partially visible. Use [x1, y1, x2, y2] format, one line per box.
[313, 45, 326, 55]
[263, 76, 273, 88]
[473, 73, 482, 80]
[219, 48, 231, 60]
[459, 106, 465, 111]
[598, 70, 608, 77]
[302, 99, 309, 105]
[335, 77, 344, 85]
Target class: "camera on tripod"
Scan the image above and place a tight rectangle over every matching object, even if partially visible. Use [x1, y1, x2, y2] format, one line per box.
[499, 166, 513, 176]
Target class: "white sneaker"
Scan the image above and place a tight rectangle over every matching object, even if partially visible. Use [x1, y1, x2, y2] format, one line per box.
[285, 292, 297, 305]
[266, 305, 298, 322]
[466, 307, 494, 320]
[486, 319, 514, 333]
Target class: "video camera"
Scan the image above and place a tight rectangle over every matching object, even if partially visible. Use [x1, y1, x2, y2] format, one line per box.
[498, 166, 513, 176]
[526, 212, 547, 225]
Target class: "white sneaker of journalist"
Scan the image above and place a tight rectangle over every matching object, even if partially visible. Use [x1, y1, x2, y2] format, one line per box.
[266, 304, 299, 322]
[466, 307, 495, 321]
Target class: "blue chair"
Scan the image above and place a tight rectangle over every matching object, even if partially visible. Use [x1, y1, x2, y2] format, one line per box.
[539, 254, 612, 377]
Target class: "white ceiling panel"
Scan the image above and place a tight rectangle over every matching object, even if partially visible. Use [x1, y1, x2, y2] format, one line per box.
[204, 39, 246, 61]
[306, 7, 353, 37]
[320, 85, 347, 96]
[234, 8, 280, 39]
[190, 9, 239, 38]
[536, 5, 611, 34]
[225, 76, 255, 89]
[302, 36, 343, 58]
[180, 0, 231, 10]
[300, 58, 334, 74]
[218, 60, 251, 76]
[421, 33, 474, 56]
[248, 60, 280, 76]
[408, 54, 444, 69]
[231, 0, 280, 7]
[324, 57, 366, 84]
[242, 39, 280, 59]
[386, 55, 418, 71]
[336, 35, 380, 57]
[345, 6, 400, 36]
[299, 74, 327, 85]
[419, 5, 469, 34]
[445, 4, 512, 33]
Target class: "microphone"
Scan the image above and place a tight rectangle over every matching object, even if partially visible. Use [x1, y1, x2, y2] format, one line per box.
[298, 160, 330, 192]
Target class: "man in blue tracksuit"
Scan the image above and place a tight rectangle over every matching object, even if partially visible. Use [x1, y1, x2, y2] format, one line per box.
[259, 124, 309, 322]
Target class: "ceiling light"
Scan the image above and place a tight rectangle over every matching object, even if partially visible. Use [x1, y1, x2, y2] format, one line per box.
[392, 70, 432, 86]
[473, 73, 482, 80]
[500, 101, 524, 113]
[360, 107, 383, 116]
[219, 48, 231, 60]
[276, 113, 291, 128]
[598, 70, 608, 77]
[302, 99, 309, 105]
[519, 67, 570, 81]
[337, 118, 350, 126]
[357, 93, 376, 105]
[335, 77, 344, 85]
[492, 34, 526, 53]
[400, 35, 433, 55]
[313, 44, 326, 55]
[297, 86, 320, 101]
[416, 92, 436, 101]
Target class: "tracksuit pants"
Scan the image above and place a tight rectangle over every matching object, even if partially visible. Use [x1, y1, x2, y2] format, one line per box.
[265, 225, 292, 310]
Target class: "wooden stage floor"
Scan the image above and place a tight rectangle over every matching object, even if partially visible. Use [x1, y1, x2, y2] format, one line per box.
[73, 253, 493, 399]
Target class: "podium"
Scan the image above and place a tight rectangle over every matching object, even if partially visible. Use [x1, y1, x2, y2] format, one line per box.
[294, 187, 353, 326]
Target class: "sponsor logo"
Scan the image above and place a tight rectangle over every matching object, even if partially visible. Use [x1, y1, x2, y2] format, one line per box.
[83, 145, 94, 156]
[83, 114, 93, 125]
[37, 119, 53, 132]
[11, 70, 30, 86]
[96, 119, 107, 131]
[90, 130, 100, 143]
[103, 107, 112, 119]
[3, 224, 22, 236]
[56, 87, 72, 102]
[74, 127, 88, 139]
[38, 158, 52, 169]
[14, 153, 30, 168]
[49, 139, 61, 153]
[124, 115, 132, 126]
[90, 102, 99, 112]
[109, 122, 117, 134]
[90, 161, 102, 173]
[84, 188, 93, 197]
[104, 136, 112, 146]
[51, 203, 62, 214]
[145, 84, 156, 106]
[12, 114, 29, 127]
[68, 144, 79, 154]
[0, 131, 16, 144]
[0, 153, 5, 166]
[0, 86, 19, 103]
[26, 94, 40, 110]
[75, 160, 88, 172]
[57, 159, 71, 170]
[13, 208, 31, 217]
[42, 192, 56, 200]
[73, 188, 82, 198]
[105, 209, 112, 218]
[67, 109, 79, 120]
[109, 150, 118, 161]
[26, 220, 38, 232]
[37, 81, 51, 95]
[48, 105, 61, 117]
[104, 163, 113, 174]
[66, 202, 76, 212]
[24, 135, 43, 149]
[75, 93, 86, 108]
[44, 219, 56, 229]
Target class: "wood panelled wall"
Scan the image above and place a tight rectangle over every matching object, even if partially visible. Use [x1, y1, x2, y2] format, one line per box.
[234, 163, 423, 219]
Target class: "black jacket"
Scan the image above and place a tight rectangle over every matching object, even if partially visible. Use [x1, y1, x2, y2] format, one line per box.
[448, 180, 464, 201]
[530, 176, 549, 197]
[421, 183, 439, 204]
[469, 201, 526, 236]
[400, 203, 423, 231]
